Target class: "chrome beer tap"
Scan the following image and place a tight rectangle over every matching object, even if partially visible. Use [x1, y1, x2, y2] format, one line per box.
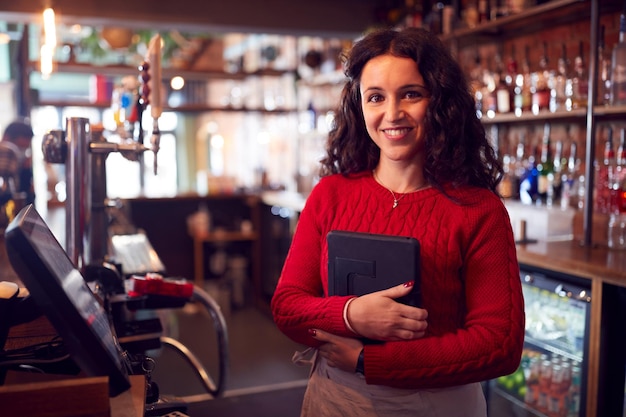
[42, 119, 155, 271]
[41, 34, 163, 271]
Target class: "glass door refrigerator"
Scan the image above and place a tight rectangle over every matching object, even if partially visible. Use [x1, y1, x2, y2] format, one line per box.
[486, 264, 592, 417]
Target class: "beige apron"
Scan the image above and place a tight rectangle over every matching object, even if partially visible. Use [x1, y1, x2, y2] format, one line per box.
[293, 348, 487, 417]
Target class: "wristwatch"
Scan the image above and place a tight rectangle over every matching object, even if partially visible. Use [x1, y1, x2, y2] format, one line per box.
[355, 348, 365, 375]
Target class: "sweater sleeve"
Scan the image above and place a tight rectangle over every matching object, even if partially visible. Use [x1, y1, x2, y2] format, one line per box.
[271, 180, 357, 347]
[363, 192, 525, 389]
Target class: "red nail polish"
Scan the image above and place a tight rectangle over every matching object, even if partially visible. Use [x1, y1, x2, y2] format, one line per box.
[404, 281, 414, 288]
[308, 329, 317, 336]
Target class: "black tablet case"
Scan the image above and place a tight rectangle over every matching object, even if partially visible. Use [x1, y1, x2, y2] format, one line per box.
[327, 230, 421, 307]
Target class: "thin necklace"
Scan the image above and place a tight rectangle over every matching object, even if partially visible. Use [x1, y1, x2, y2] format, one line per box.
[372, 170, 427, 209]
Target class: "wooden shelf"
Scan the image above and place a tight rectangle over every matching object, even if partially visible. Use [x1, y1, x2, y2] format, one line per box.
[479, 108, 588, 125]
[442, 0, 621, 48]
[30, 62, 295, 81]
[35, 100, 297, 114]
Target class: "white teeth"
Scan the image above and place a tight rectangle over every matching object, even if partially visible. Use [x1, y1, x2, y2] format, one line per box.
[385, 128, 409, 136]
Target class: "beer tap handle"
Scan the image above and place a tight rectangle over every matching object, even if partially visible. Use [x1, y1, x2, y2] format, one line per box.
[151, 122, 160, 175]
[146, 33, 163, 175]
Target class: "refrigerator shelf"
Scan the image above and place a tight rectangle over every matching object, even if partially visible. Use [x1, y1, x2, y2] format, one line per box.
[491, 384, 549, 417]
[524, 334, 583, 363]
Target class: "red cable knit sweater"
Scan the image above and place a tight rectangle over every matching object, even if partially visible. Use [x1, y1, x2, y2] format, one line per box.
[271, 171, 525, 390]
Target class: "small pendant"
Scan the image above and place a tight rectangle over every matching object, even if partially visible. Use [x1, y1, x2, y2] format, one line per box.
[392, 199, 398, 209]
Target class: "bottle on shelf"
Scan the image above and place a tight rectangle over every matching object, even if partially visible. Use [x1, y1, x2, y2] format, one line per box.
[495, 52, 512, 114]
[531, 42, 552, 115]
[404, 0, 424, 28]
[598, 24, 612, 106]
[462, 1, 480, 29]
[610, 1, 626, 106]
[514, 44, 532, 116]
[612, 128, 626, 213]
[512, 134, 528, 199]
[498, 153, 517, 199]
[505, 43, 518, 88]
[561, 136, 579, 210]
[552, 139, 564, 203]
[478, 0, 490, 24]
[469, 49, 485, 118]
[553, 43, 572, 112]
[607, 210, 626, 249]
[595, 126, 616, 214]
[481, 55, 498, 118]
[537, 123, 554, 206]
[519, 138, 539, 205]
[571, 40, 589, 109]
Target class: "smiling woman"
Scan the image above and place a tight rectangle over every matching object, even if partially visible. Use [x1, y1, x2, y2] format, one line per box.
[271, 27, 524, 417]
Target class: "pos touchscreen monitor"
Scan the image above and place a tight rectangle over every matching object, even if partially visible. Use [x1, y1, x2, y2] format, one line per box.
[4, 204, 131, 397]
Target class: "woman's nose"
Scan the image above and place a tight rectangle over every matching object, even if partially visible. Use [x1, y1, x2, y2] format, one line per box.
[384, 100, 405, 121]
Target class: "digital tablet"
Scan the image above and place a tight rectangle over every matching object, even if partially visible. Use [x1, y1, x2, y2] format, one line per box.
[4, 204, 131, 397]
[327, 230, 421, 307]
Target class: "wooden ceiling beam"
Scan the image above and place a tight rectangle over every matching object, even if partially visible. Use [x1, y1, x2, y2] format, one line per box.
[0, 0, 385, 38]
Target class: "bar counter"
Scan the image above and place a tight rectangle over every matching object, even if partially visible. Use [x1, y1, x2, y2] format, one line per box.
[515, 239, 626, 417]
[516, 239, 626, 287]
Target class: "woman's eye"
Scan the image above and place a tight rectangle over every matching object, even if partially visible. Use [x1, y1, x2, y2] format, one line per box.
[405, 90, 424, 100]
[368, 94, 383, 103]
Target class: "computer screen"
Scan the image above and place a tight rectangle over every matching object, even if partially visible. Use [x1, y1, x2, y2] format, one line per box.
[4, 204, 131, 396]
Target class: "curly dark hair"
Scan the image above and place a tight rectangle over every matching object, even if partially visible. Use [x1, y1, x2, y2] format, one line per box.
[319, 27, 502, 194]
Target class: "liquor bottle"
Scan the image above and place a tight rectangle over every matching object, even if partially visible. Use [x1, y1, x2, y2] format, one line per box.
[404, 0, 424, 28]
[519, 134, 539, 205]
[469, 49, 485, 118]
[495, 52, 512, 113]
[478, 0, 489, 23]
[553, 43, 571, 112]
[552, 139, 564, 202]
[504, 44, 518, 111]
[613, 128, 626, 213]
[598, 25, 612, 106]
[561, 136, 579, 210]
[481, 55, 498, 117]
[506, 43, 518, 87]
[595, 127, 615, 214]
[514, 45, 532, 116]
[611, 1, 626, 106]
[571, 41, 589, 109]
[537, 123, 554, 205]
[498, 153, 516, 199]
[531, 42, 552, 115]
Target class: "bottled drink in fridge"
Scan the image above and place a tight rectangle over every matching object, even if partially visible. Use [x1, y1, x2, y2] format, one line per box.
[610, 1, 626, 105]
[567, 364, 582, 417]
[537, 358, 554, 413]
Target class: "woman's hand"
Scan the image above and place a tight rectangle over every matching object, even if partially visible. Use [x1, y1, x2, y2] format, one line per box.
[309, 329, 363, 373]
[347, 281, 428, 341]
